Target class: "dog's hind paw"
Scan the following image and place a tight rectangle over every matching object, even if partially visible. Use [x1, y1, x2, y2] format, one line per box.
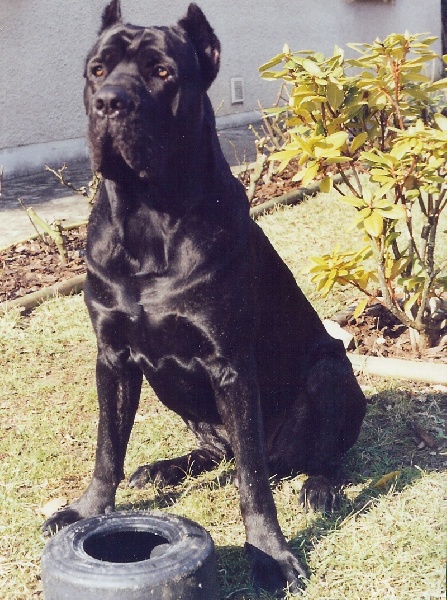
[298, 475, 339, 513]
[128, 459, 187, 489]
[129, 450, 219, 489]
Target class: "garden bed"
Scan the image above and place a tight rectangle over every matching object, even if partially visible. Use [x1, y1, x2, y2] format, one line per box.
[342, 303, 446, 364]
[0, 226, 87, 303]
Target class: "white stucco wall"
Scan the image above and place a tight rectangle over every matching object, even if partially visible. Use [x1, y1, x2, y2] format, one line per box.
[0, 0, 442, 177]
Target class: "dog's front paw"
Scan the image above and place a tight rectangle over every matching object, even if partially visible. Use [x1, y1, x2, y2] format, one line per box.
[299, 475, 339, 513]
[128, 459, 187, 489]
[41, 478, 116, 536]
[42, 507, 83, 537]
[245, 543, 308, 597]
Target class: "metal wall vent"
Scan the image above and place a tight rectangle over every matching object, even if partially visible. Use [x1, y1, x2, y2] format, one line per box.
[230, 77, 245, 104]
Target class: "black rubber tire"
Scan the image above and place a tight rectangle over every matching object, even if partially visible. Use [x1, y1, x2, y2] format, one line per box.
[41, 511, 220, 599]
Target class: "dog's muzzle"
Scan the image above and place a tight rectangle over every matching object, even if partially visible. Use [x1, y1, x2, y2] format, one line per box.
[94, 85, 133, 119]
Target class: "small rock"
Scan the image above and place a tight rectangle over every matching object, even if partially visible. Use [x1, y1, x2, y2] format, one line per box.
[330, 306, 356, 327]
[323, 319, 355, 350]
[415, 395, 428, 402]
[134, 413, 150, 422]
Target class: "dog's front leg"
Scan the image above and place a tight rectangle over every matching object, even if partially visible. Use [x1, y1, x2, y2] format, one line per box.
[42, 356, 143, 535]
[210, 360, 308, 595]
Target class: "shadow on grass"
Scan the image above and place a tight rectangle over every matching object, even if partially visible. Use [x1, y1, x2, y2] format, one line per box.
[118, 468, 237, 513]
[286, 386, 446, 590]
[348, 386, 446, 479]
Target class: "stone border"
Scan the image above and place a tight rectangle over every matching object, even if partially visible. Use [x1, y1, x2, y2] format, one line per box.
[0, 274, 86, 313]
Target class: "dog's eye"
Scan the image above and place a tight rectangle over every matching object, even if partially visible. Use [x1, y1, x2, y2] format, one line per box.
[155, 66, 170, 80]
[92, 65, 105, 78]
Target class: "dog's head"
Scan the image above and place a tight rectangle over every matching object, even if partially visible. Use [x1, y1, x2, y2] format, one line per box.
[84, 1, 221, 180]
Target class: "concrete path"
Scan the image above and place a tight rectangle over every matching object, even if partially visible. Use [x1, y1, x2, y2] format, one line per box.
[0, 125, 257, 247]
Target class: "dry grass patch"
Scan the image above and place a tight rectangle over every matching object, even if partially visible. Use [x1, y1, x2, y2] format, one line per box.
[302, 471, 446, 600]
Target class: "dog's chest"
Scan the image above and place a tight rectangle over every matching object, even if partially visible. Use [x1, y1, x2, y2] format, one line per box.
[89, 229, 219, 359]
[91, 216, 181, 287]
[122, 302, 221, 421]
[87, 193, 241, 393]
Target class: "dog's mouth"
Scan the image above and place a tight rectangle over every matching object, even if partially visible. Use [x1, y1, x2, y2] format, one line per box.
[88, 119, 158, 181]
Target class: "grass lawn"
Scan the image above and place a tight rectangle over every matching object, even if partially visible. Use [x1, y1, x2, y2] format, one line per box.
[1, 192, 446, 599]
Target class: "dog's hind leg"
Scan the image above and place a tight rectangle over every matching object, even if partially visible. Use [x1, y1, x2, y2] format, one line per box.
[129, 421, 233, 489]
[299, 353, 366, 511]
[266, 351, 366, 513]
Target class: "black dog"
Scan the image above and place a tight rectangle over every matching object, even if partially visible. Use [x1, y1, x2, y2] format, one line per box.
[43, 1, 366, 594]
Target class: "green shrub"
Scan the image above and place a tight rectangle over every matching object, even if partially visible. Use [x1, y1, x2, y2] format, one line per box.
[260, 33, 447, 350]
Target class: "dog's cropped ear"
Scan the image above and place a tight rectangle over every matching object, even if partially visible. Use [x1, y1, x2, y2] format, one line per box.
[178, 4, 221, 89]
[99, 0, 122, 33]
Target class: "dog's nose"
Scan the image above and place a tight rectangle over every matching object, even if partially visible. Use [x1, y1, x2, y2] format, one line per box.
[94, 86, 131, 118]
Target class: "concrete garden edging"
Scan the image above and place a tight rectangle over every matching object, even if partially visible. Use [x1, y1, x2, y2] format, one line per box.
[348, 354, 447, 385]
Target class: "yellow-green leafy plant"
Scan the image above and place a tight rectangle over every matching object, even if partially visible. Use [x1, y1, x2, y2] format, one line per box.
[260, 33, 447, 350]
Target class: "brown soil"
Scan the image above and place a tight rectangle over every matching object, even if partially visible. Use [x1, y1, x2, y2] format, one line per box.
[243, 160, 302, 206]
[1, 226, 87, 302]
[341, 303, 446, 364]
